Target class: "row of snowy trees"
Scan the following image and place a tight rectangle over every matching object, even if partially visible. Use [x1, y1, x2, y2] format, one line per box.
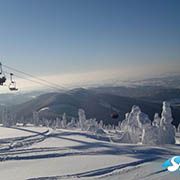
[0, 106, 16, 127]
[0, 102, 179, 144]
[31, 102, 178, 145]
[31, 109, 105, 132]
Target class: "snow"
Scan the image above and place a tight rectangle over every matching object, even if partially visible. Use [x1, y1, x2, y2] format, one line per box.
[0, 155, 137, 180]
[0, 102, 179, 180]
[0, 127, 47, 139]
[38, 107, 49, 112]
[100, 160, 180, 180]
[0, 126, 179, 180]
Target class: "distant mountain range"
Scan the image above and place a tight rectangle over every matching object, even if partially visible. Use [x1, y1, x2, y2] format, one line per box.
[1, 74, 180, 127]
[0, 90, 48, 106]
[11, 87, 180, 127]
[91, 86, 180, 102]
[1, 73, 180, 106]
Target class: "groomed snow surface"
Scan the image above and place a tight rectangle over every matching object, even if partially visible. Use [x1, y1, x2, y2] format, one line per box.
[0, 127, 179, 180]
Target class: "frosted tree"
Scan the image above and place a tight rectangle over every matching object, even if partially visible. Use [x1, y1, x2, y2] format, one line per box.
[33, 111, 40, 126]
[124, 105, 144, 143]
[127, 106, 140, 127]
[55, 117, 61, 129]
[142, 125, 161, 145]
[51, 119, 57, 130]
[117, 121, 121, 130]
[77, 109, 101, 132]
[61, 113, 67, 128]
[111, 124, 115, 130]
[98, 120, 103, 129]
[78, 109, 86, 130]
[159, 101, 175, 144]
[67, 117, 76, 129]
[152, 113, 161, 127]
[44, 118, 50, 127]
[120, 105, 158, 144]
[177, 123, 180, 133]
[121, 113, 129, 131]
[160, 102, 173, 125]
[87, 118, 99, 132]
[142, 112, 161, 145]
[142, 101, 175, 145]
[1, 107, 16, 127]
[107, 124, 112, 130]
[137, 111, 151, 129]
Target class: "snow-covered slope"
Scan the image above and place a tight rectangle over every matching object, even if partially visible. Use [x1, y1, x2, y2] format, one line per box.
[0, 127, 179, 180]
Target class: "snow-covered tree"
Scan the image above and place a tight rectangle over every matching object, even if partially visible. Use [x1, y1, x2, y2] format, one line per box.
[78, 109, 86, 130]
[44, 118, 50, 127]
[54, 117, 61, 129]
[137, 111, 151, 129]
[33, 111, 40, 126]
[159, 102, 175, 144]
[120, 102, 175, 145]
[117, 121, 121, 130]
[121, 113, 129, 131]
[142, 102, 175, 145]
[67, 117, 76, 129]
[121, 105, 144, 143]
[98, 120, 103, 129]
[177, 123, 180, 133]
[87, 118, 98, 132]
[142, 125, 161, 145]
[61, 113, 67, 128]
[152, 113, 161, 127]
[1, 107, 16, 127]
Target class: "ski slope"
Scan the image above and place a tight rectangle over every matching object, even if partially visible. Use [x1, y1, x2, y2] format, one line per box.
[0, 127, 179, 180]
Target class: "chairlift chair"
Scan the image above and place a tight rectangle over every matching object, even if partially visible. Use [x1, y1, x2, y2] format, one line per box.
[9, 73, 18, 91]
[110, 106, 119, 119]
[0, 62, 6, 85]
[111, 111, 119, 119]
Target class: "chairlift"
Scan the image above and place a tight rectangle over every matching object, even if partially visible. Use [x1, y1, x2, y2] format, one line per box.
[110, 106, 119, 119]
[9, 73, 18, 91]
[0, 62, 6, 85]
[111, 112, 119, 119]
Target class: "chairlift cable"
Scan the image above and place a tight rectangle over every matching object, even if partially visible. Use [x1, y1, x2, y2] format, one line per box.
[1, 63, 120, 119]
[2, 63, 69, 91]
[0, 63, 119, 119]
[1, 63, 74, 95]
[3, 70, 63, 92]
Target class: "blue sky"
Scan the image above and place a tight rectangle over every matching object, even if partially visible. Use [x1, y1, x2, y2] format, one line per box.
[0, 0, 180, 90]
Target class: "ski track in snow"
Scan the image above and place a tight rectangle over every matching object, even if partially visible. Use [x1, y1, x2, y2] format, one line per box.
[0, 127, 49, 160]
[27, 157, 160, 180]
[0, 127, 179, 180]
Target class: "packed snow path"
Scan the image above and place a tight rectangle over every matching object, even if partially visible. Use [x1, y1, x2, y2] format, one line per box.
[0, 127, 179, 180]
